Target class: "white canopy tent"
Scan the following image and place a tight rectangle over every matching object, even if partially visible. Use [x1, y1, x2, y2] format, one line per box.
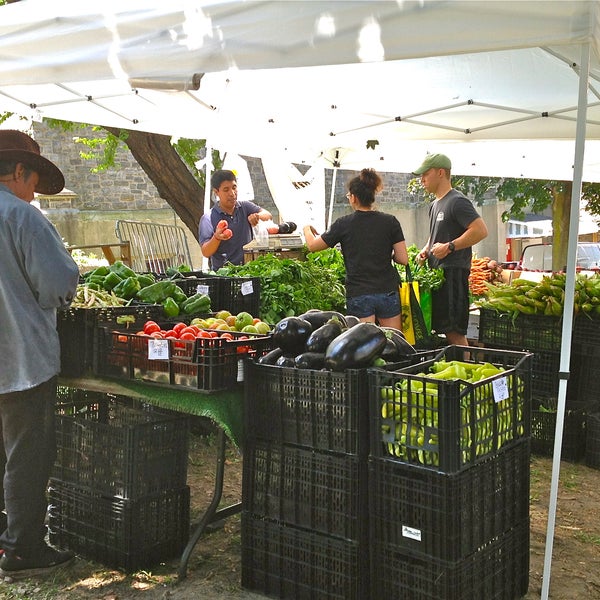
[1, 1, 599, 597]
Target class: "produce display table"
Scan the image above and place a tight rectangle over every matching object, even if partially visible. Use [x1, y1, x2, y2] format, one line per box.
[58, 375, 244, 580]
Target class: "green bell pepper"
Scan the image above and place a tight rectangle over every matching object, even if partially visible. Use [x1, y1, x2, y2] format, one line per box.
[112, 276, 141, 300]
[102, 271, 123, 291]
[136, 280, 177, 304]
[181, 292, 211, 314]
[136, 273, 156, 288]
[162, 296, 180, 318]
[171, 285, 188, 306]
[109, 260, 137, 280]
[85, 265, 110, 279]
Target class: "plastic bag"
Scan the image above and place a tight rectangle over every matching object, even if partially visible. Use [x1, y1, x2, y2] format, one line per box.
[252, 220, 269, 248]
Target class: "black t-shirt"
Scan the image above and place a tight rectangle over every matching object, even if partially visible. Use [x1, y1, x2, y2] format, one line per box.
[321, 210, 405, 298]
[427, 188, 481, 269]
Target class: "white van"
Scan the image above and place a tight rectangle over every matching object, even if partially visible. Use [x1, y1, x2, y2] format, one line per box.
[519, 243, 600, 272]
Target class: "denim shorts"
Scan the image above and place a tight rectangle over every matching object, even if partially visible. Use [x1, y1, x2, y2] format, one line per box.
[346, 291, 401, 319]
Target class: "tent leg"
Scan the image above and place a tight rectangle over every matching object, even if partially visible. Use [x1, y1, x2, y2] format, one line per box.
[541, 41, 590, 600]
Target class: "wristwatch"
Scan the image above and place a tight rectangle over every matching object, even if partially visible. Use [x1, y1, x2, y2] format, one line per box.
[448, 241, 456, 253]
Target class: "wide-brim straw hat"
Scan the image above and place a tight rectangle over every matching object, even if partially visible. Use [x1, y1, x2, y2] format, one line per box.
[0, 130, 65, 195]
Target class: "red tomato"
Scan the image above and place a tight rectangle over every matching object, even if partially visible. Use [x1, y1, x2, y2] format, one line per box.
[180, 326, 199, 336]
[180, 332, 196, 341]
[163, 329, 177, 338]
[149, 331, 164, 338]
[222, 228, 233, 240]
[220, 332, 234, 340]
[143, 321, 161, 335]
[196, 330, 213, 338]
[172, 322, 187, 335]
[217, 219, 228, 231]
[117, 334, 129, 343]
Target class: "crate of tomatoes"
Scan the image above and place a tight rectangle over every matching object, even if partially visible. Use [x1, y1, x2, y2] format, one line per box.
[96, 314, 273, 393]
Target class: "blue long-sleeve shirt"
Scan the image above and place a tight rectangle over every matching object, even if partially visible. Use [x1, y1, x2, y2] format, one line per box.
[0, 184, 79, 393]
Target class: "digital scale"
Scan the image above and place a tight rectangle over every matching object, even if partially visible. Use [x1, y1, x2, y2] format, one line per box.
[243, 233, 304, 251]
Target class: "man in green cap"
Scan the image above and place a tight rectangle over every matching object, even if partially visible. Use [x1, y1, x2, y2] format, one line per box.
[414, 153, 488, 346]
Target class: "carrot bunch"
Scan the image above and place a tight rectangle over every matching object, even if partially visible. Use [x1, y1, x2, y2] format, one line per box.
[469, 257, 502, 297]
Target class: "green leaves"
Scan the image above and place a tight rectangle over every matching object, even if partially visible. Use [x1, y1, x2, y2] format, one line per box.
[397, 245, 445, 293]
[217, 252, 346, 323]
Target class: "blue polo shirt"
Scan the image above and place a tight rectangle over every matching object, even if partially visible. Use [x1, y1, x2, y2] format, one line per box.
[199, 200, 262, 270]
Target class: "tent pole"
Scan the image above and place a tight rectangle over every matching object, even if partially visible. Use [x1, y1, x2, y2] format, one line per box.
[202, 145, 213, 272]
[327, 166, 338, 230]
[541, 41, 590, 600]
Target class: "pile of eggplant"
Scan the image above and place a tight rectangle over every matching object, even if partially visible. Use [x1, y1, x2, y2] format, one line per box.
[257, 310, 416, 372]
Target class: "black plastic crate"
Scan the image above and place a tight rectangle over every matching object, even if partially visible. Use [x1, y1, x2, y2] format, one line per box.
[241, 513, 367, 600]
[48, 480, 190, 572]
[369, 439, 530, 561]
[57, 303, 164, 377]
[53, 389, 189, 498]
[97, 326, 273, 393]
[478, 308, 562, 352]
[370, 522, 529, 600]
[478, 309, 523, 348]
[570, 336, 600, 411]
[531, 400, 586, 462]
[369, 345, 531, 473]
[585, 412, 600, 469]
[572, 314, 600, 347]
[530, 350, 561, 399]
[244, 353, 440, 456]
[245, 362, 369, 455]
[243, 439, 367, 541]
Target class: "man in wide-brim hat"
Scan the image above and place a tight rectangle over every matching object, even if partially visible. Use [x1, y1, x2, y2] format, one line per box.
[0, 129, 79, 578]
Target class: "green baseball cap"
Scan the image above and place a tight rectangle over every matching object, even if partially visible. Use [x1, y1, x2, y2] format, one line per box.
[413, 153, 452, 175]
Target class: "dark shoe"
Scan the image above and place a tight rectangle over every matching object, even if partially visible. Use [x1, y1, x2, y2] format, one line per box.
[0, 545, 74, 579]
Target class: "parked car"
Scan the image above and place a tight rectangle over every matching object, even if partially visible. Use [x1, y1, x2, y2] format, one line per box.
[519, 242, 600, 272]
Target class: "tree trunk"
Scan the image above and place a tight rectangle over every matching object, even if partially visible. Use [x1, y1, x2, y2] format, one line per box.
[551, 181, 571, 271]
[105, 128, 205, 238]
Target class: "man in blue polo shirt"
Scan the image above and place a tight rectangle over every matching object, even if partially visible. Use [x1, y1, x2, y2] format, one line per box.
[199, 169, 272, 270]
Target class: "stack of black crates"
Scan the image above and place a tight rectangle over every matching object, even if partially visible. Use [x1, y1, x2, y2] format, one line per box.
[243, 345, 531, 599]
[368, 345, 531, 600]
[49, 388, 191, 571]
[479, 308, 593, 462]
[242, 361, 371, 600]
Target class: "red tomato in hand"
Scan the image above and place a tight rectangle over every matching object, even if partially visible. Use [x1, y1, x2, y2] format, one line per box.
[222, 228, 233, 240]
[217, 219, 228, 231]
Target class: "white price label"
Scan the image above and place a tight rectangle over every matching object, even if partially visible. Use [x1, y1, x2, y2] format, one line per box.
[197, 284, 210, 295]
[237, 359, 245, 382]
[148, 338, 170, 360]
[492, 376, 509, 402]
[402, 525, 422, 542]
[241, 280, 254, 296]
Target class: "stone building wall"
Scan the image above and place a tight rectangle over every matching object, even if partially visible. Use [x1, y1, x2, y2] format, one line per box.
[32, 122, 505, 262]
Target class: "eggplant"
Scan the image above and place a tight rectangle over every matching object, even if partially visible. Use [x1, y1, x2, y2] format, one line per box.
[257, 347, 284, 365]
[294, 352, 326, 370]
[324, 322, 387, 371]
[380, 338, 400, 362]
[381, 327, 417, 356]
[344, 315, 361, 328]
[297, 310, 347, 331]
[275, 354, 297, 368]
[305, 319, 344, 353]
[272, 316, 313, 356]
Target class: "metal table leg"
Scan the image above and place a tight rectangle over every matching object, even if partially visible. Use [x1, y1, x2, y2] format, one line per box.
[178, 427, 242, 580]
